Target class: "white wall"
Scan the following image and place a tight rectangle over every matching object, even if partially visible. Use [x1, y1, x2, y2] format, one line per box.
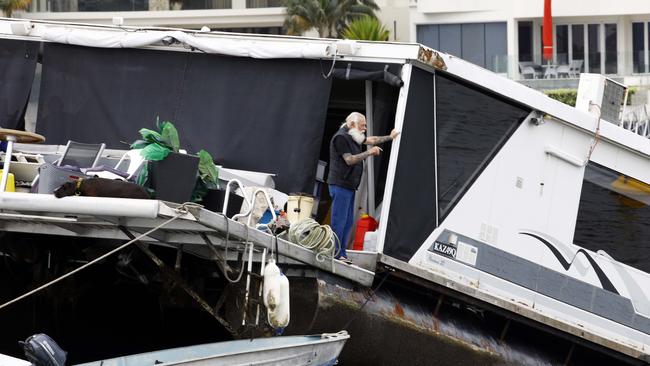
[416, 0, 650, 19]
[376, 0, 411, 42]
[21, 8, 286, 29]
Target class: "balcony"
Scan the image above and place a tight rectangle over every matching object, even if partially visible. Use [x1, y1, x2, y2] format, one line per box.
[23, 0, 286, 29]
[31, 0, 292, 11]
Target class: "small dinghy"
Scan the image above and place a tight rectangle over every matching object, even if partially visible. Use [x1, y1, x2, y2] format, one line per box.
[75, 331, 349, 366]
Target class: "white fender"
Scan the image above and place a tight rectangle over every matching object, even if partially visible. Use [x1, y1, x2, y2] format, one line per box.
[274, 273, 290, 328]
[263, 259, 281, 312]
[262, 259, 290, 329]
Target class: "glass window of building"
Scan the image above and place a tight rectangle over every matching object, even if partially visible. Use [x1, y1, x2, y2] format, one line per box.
[556, 25, 568, 64]
[571, 24, 585, 73]
[632, 22, 644, 73]
[518, 21, 533, 62]
[604, 23, 617, 74]
[417, 23, 507, 73]
[588, 24, 601, 74]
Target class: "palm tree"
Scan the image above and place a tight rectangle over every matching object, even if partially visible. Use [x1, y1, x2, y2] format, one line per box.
[0, 0, 32, 17]
[341, 15, 389, 41]
[284, 0, 379, 38]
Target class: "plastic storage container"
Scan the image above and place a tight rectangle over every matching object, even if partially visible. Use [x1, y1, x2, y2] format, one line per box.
[0, 170, 15, 192]
[363, 231, 379, 252]
[286, 193, 314, 225]
[149, 152, 199, 203]
[353, 214, 378, 250]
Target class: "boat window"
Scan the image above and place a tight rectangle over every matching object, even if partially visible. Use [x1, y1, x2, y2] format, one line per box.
[435, 73, 529, 221]
[574, 163, 650, 272]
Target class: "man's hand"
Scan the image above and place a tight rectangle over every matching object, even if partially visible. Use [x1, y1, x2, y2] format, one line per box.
[369, 146, 381, 156]
[365, 130, 400, 146]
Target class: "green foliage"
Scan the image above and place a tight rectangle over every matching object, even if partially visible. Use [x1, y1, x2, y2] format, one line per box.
[0, 0, 32, 17]
[131, 118, 181, 187]
[544, 88, 636, 107]
[192, 150, 220, 203]
[545, 89, 577, 106]
[284, 0, 379, 38]
[198, 149, 219, 187]
[131, 117, 179, 154]
[131, 118, 220, 203]
[341, 15, 389, 41]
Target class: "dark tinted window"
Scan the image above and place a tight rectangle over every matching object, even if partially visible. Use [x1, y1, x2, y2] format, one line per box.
[632, 22, 644, 73]
[556, 25, 568, 64]
[605, 23, 618, 74]
[588, 24, 601, 73]
[435, 73, 529, 219]
[416, 23, 506, 72]
[572, 24, 585, 72]
[518, 21, 533, 62]
[574, 163, 650, 273]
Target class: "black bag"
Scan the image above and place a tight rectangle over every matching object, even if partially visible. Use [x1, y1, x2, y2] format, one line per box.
[20, 333, 67, 366]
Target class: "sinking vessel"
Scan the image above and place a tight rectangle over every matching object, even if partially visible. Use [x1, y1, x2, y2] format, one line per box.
[0, 18, 649, 365]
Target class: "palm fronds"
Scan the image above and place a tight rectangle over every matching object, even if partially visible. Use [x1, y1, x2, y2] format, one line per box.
[0, 0, 32, 17]
[283, 0, 380, 38]
[341, 15, 389, 41]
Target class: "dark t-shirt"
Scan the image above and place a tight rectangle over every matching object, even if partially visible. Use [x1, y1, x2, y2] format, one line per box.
[327, 128, 364, 189]
[333, 134, 365, 155]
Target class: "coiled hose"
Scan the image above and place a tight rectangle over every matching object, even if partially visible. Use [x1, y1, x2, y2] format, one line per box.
[287, 218, 339, 262]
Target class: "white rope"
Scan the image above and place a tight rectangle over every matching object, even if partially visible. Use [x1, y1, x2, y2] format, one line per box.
[0, 205, 191, 311]
[287, 218, 339, 262]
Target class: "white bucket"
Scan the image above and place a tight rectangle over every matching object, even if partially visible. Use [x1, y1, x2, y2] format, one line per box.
[286, 194, 314, 225]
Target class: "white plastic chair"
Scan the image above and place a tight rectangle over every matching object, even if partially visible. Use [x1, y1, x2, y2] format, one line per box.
[569, 60, 583, 78]
[518, 62, 539, 79]
[114, 149, 145, 180]
[556, 64, 570, 78]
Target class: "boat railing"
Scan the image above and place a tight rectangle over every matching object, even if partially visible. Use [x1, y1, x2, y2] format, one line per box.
[621, 104, 650, 138]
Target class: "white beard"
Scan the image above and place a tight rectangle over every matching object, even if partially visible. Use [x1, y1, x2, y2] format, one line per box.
[348, 127, 366, 145]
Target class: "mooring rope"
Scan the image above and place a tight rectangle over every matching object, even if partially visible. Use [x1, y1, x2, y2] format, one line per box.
[0, 203, 194, 312]
[287, 218, 339, 262]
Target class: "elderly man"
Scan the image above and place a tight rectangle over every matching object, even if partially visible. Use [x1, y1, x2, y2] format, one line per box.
[327, 112, 399, 261]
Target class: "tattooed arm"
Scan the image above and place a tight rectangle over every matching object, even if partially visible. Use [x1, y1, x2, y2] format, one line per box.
[365, 129, 401, 146]
[343, 147, 381, 166]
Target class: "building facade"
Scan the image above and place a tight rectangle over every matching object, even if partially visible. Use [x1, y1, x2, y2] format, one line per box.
[21, 0, 285, 33]
[409, 0, 650, 83]
[18, 0, 650, 85]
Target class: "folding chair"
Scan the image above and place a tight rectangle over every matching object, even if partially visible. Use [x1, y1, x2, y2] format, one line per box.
[32, 140, 106, 190]
[57, 141, 106, 168]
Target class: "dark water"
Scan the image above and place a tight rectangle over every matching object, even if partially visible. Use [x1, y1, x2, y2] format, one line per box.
[0, 233, 232, 364]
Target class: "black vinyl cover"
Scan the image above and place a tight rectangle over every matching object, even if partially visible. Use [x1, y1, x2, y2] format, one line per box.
[0, 39, 38, 129]
[37, 44, 332, 193]
[383, 67, 437, 261]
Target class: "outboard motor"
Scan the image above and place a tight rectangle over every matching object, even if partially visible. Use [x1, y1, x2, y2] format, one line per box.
[20, 333, 67, 366]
